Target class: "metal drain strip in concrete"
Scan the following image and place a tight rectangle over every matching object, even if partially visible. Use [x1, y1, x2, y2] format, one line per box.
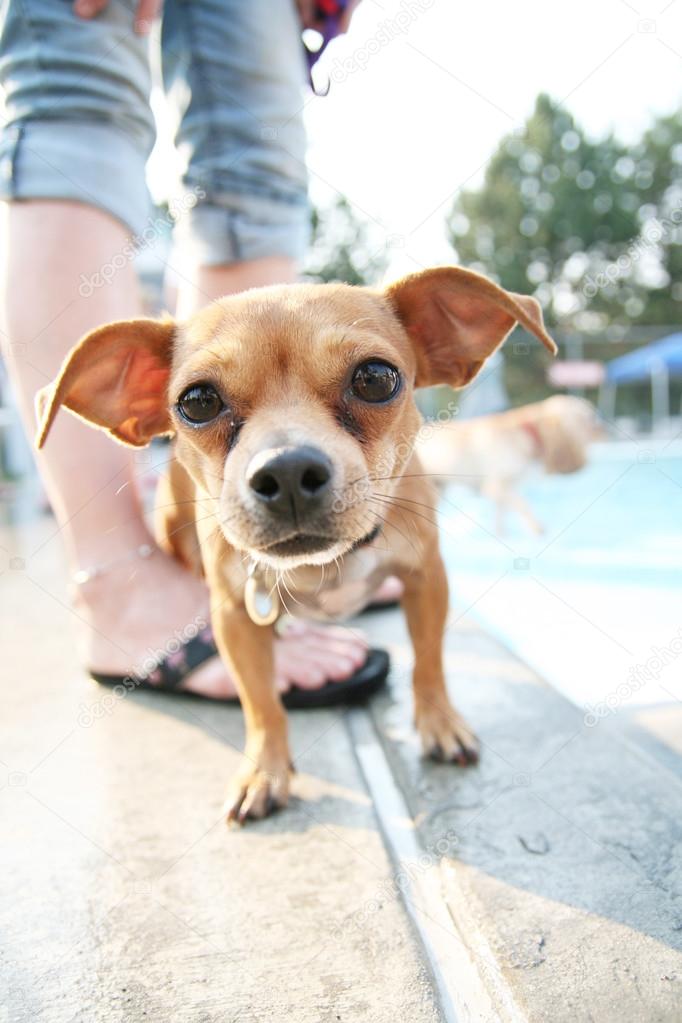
[347, 708, 524, 1023]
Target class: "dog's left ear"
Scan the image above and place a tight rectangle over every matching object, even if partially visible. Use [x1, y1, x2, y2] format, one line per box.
[35, 318, 176, 449]
[384, 266, 557, 388]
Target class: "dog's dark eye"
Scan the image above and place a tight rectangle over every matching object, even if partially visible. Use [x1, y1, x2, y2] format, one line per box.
[177, 384, 224, 425]
[351, 361, 401, 403]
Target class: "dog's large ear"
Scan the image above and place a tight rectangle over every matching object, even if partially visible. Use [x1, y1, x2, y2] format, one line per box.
[35, 318, 175, 449]
[384, 266, 557, 388]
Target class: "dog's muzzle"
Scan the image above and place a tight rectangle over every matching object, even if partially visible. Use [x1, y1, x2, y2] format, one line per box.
[235, 443, 380, 568]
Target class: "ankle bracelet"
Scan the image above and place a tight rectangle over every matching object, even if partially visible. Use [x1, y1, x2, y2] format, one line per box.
[72, 543, 156, 586]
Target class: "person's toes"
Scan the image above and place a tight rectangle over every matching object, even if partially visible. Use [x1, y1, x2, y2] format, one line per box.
[275, 641, 331, 689]
[297, 645, 358, 684]
[292, 622, 368, 654]
[316, 653, 359, 681]
[305, 633, 368, 673]
[275, 629, 369, 688]
[307, 636, 367, 675]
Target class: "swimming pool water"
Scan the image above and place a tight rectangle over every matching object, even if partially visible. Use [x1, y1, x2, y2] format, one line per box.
[438, 441, 682, 713]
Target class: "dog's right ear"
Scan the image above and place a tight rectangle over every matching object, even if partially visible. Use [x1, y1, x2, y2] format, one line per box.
[35, 318, 176, 449]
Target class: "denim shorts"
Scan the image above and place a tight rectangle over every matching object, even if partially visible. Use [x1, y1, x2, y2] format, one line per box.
[0, 0, 310, 265]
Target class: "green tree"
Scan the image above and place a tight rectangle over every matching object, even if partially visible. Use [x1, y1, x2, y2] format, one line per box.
[304, 195, 387, 286]
[626, 106, 682, 326]
[446, 94, 655, 329]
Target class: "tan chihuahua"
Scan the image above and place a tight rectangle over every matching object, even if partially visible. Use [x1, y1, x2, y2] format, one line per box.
[36, 267, 556, 822]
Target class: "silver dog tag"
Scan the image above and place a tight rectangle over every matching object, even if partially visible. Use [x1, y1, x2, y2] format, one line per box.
[244, 563, 280, 626]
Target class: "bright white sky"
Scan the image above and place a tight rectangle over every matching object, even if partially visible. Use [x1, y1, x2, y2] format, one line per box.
[149, 0, 682, 280]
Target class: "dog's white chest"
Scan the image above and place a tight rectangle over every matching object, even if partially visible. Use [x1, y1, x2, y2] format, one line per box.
[258, 545, 391, 623]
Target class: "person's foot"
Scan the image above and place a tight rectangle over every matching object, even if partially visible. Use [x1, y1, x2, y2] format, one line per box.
[75, 545, 400, 699]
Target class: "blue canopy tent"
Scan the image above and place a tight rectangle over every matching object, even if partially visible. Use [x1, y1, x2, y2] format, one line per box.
[600, 332, 682, 425]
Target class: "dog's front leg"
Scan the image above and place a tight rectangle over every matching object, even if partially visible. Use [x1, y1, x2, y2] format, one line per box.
[400, 542, 480, 765]
[210, 601, 291, 823]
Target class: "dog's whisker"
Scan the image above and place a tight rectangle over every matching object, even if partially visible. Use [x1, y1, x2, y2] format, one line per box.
[100, 498, 217, 540]
[368, 503, 419, 559]
[368, 494, 443, 537]
[280, 571, 303, 608]
[275, 574, 293, 617]
[357, 508, 394, 552]
[379, 518, 412, 558]
[370, 492, 437, 523]
[372, 491, 441, 515]
[314, 562, 327, 596]
[274, 573, 284, 612]
[163, 510, 220, 543]
[370, 472, 485, 482]
[136, 451, 227, 485]
[386, 505, 421, 558]
[148, 497, 216, 511]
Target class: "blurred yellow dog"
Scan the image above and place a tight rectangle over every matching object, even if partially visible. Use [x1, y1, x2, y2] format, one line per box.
[417, 395, 602, 535]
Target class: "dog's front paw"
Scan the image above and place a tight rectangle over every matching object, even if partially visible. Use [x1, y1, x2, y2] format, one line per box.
[415, 698, 480, 766]
[224, 750, 292, 824]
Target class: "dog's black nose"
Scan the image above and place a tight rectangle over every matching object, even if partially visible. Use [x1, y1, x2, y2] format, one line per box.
[247, 446, 333, 517]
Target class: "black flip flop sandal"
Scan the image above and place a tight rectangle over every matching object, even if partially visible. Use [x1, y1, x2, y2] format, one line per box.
[90, 626, 389, 710]
[359, 598, 401, 615]
[280, 648, 389, 709]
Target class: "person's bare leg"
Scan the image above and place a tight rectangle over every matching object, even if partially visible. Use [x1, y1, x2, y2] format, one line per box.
[173, 258, 404, 698]
[0, 200, 246, 694]
[1, 210, 398, 698]
[175, 256, 295, 319]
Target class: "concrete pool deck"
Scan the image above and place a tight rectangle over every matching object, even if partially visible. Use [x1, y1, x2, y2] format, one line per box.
[2, 510, 682, 1022]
